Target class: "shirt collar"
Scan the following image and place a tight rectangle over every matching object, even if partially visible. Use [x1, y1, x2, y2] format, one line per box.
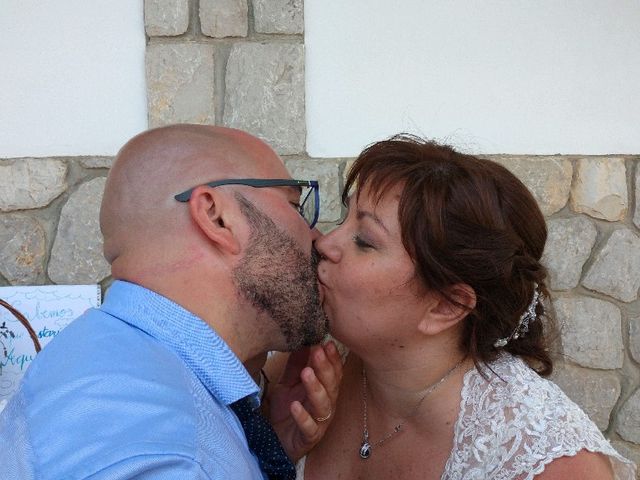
[100, 280, 259, 406]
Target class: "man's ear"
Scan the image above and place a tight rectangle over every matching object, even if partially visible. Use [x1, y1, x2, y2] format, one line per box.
[188, 185, 242, 255]
[417, 284, 476, 336]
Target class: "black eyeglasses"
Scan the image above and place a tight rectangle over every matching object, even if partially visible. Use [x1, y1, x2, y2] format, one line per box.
[174, 178, 320, 229]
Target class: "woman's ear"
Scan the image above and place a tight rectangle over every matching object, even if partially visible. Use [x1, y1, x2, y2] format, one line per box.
[188, 185, 242, 256]
[417, 284, 476, 336]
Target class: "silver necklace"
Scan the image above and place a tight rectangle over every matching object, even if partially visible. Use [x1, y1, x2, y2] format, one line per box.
[359, 357, 465, 459]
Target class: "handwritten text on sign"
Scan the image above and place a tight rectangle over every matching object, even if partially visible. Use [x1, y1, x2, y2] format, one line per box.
[0, 285, 101, 399]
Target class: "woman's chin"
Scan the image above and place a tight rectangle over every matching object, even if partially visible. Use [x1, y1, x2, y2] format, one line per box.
[326, 322, 348, 347]
[320, 302, 350, 347]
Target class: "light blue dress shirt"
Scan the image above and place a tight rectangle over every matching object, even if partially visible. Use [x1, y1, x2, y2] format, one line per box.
[0, 280, 265, 479]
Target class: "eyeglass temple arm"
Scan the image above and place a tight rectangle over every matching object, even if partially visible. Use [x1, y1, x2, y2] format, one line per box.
[175, 179, 317, 202]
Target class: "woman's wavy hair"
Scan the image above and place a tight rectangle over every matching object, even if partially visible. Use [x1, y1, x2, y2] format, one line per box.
[343, 134, 554, 376]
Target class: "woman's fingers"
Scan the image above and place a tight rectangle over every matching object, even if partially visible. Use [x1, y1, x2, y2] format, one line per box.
[301, 365, 333, 422]
[308, 341, 342, 404]
[289, 400, 322, 446]
[282, 341, 343, 457]
[323, 341, 343, 393]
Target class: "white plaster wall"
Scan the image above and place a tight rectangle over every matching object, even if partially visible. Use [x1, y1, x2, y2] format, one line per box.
[305, 1, 640, 157]
[0, 0, 147, 157]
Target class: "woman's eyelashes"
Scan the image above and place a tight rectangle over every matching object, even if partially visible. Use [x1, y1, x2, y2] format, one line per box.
[352, 234, 374, 250]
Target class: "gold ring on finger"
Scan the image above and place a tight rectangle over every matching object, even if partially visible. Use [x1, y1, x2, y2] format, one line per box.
[315, 408, 332, 423]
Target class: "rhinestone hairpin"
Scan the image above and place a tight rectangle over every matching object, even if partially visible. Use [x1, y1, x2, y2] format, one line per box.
[494, 283, 540, 348]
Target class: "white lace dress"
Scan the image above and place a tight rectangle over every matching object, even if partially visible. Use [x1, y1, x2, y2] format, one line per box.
[296, 354, 636, 479]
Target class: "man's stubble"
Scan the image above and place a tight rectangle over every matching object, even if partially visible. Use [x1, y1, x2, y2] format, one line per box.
[232, 194, 328, 351]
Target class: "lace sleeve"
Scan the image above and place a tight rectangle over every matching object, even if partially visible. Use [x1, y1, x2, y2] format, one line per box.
[442, 355, 637, 480]
[296, 456, 306, 480]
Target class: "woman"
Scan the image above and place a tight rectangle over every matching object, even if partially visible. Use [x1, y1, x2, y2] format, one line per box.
[298, 135, 636, 479]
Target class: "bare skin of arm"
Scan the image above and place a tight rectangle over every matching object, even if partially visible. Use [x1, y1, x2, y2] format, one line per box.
[535, 450, 614, 480]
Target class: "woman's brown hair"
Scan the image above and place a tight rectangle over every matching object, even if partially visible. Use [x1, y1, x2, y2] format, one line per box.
[344, 134, 554, 376]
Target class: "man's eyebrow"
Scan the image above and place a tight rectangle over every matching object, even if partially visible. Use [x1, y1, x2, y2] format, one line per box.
[356, 209, 390, 234]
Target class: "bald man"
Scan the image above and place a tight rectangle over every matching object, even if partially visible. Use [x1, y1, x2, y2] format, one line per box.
[0, 125, 341, 479]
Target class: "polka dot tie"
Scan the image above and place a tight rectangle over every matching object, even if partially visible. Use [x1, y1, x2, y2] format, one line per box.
[230, 396, 296, 480]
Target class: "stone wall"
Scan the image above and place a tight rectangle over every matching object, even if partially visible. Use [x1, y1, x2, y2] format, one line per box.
[0, 0, 638, 468]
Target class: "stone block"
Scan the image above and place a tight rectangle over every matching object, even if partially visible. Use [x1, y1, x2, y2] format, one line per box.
[611, 441, 640, 476]
[489, 156, 572, 216]
[553, 296, 623, 369]
[583, 228, 640, 302]
[631, 315, 640, 364]
[0, 214, 46, 285]
[634, 164, 640, 229]
[200, 0, 247, 38]
[145, 0, 189, 36]
[285, 158, 342, 223]
[146, 43, 215, 128]
[617, 389, 640, 444]
[571, 157, 627, 221]
[80, 157, 114, 169]
[0, 159, 67, 211]
[254, 0, 303, 34]
[224, 43, 304, 155]
[542, 217, 597, 291]
[343, 158, 356, 185]
[551, 363, 620, 430]
[48, 178, 110, 284]
[315, 222, 337, 235]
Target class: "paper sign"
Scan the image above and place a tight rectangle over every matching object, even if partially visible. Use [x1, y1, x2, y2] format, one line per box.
[0, 285, 101, 400]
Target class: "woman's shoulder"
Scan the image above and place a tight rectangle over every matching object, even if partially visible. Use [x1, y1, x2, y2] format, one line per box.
[442, 354, 636, 480]
[533, 449, 620, 480]
[469, 353, 568, 406]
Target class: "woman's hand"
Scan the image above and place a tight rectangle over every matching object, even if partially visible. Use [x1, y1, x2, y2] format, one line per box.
[266, 341, 343, 461]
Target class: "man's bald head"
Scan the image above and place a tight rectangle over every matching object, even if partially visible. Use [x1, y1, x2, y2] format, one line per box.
[100, 124, 288, 264]
[99, 124, 325, 358]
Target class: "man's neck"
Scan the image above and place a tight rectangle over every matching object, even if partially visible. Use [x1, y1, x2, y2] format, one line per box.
[115, 267, 273, 364]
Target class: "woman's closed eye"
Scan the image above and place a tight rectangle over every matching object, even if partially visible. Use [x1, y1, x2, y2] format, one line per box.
[353, 234, 374, 250]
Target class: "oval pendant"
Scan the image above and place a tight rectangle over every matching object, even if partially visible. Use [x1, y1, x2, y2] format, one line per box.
[359, 441, 371, 459]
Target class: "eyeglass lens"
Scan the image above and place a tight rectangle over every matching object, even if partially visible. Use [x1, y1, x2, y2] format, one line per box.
[300, 186, 317, 226]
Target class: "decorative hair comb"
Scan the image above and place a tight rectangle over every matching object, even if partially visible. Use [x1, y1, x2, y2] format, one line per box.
[494, 283, 540, 348]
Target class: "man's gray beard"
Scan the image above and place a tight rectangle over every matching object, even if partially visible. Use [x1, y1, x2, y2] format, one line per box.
[232, 194, 328, 351]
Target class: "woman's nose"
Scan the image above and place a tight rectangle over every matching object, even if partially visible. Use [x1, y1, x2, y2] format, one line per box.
[315, 227, 341, 263]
